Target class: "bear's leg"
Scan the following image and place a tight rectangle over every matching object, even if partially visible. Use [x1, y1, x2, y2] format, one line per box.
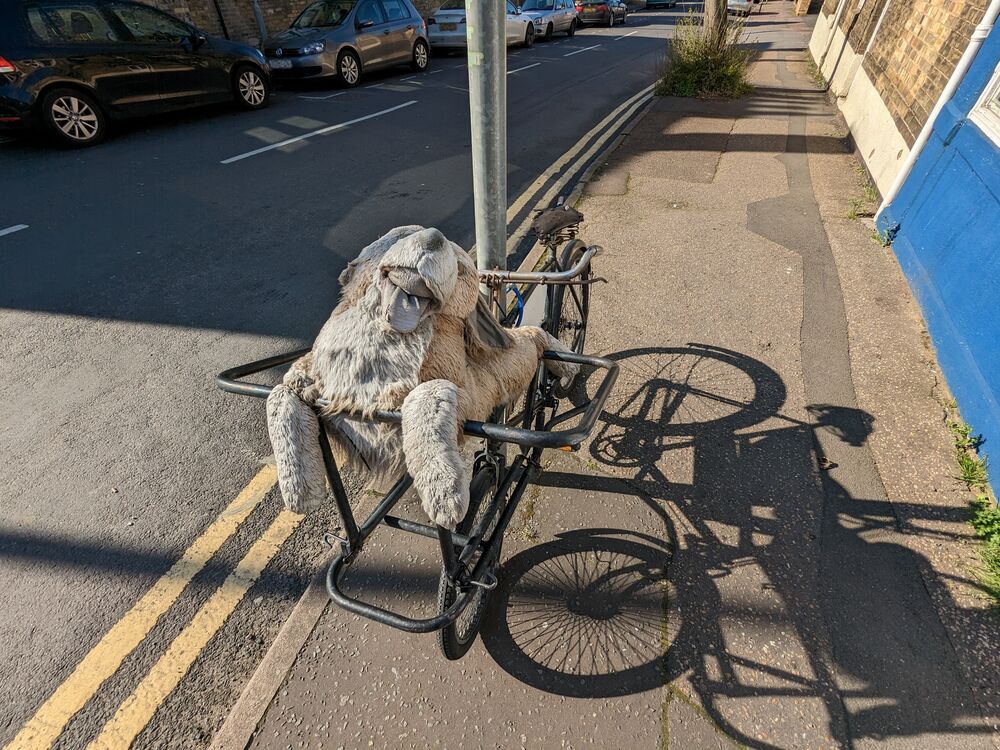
[401, 379, 469, 530]
[266, 384, 328, 514]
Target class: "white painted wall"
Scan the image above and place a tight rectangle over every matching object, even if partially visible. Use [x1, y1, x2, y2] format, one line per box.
[808, 9, 911, 195]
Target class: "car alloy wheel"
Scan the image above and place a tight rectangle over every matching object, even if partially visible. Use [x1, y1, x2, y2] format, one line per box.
[567, 18, 576, 35]
[607, 11, 614, 26]
[412, 40, 429, 71]
[339, 51, 360, 86]
[50, 94, 100, 143]
[545, 22, 553, 40]
[238, 69, 266, 106]
[524, 24, 535, 46]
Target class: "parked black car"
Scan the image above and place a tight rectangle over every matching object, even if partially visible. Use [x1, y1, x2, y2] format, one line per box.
[0, 0, 271, 147]
[574, 0, 627, 26]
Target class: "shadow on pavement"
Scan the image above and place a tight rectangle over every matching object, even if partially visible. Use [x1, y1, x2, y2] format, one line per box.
[477, 344, 991, 748]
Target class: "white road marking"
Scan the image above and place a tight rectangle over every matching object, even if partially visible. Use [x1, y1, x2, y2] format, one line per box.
[400, 75, 416, 81]
[508, 62, 542, 75]
[429, 69, 444, 74]
[563, 44, 601, 56]
[299, 91, 346, 100]
[221, 101, 417, 164]
[615, 30, 638, 40]
[0, 224, 29, 238]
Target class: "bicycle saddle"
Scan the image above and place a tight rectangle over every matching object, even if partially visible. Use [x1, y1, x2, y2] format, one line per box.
[531, 205, 584, 241]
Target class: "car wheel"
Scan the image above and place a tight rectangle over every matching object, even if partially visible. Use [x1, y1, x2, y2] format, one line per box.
[523, 24, 535, 47]
[233, 64, 270, 110]
[607, 11, 614, 26]
[544, 22, 554, 40]
[621, 10, 627, 24]
[411, 39, 429, 71]
[567, 18, 577, 35]
[337, 49, 362, 87]
[41, 87, 106, 148]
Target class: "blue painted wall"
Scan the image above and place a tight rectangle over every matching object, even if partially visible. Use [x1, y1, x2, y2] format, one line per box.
[878, 24, 1000, 489]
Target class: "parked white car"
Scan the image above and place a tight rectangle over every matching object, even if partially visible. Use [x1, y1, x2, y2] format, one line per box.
[521, 0, 578, 40]
[427, 0, 536, 50]
[727, 0, 756, 16]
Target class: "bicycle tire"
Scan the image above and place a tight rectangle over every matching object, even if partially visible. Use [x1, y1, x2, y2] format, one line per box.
[436, 465, 501, 660]
[550, 243, 591, 397]
[549, 242, 590, 354]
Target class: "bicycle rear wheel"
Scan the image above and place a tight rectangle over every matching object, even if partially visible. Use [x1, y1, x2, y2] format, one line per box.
[549, 243, 591, 397]
[549, 242, 590, 354]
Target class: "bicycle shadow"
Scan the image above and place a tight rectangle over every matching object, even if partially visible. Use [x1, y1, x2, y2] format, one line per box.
[480, 344, 990, 747]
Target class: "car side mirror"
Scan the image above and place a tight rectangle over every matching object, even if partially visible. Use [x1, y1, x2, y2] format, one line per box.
[357, 18, 375, 28]
[191, 32, 207, 48]
[515, 5, 522, 13]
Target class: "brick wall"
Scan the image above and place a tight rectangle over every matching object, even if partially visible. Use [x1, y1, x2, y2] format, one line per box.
[861, 0, 989, 145]
[148, 0, 226, 35]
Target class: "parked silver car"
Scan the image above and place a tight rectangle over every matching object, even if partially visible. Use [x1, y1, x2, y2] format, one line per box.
[521, 0, 578, 40]
[427, 0, 535, 50]
[263, 0, 430, 87]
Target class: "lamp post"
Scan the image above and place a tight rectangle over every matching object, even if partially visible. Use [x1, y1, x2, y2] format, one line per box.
[466, 0, 508, 277]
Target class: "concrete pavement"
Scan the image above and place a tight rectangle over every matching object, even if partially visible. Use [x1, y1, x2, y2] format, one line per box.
[220, 3, 1000, 748]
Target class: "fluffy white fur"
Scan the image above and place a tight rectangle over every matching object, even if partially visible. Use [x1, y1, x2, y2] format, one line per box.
[401, 380, 469, 529]
[266, 384, 327, 513]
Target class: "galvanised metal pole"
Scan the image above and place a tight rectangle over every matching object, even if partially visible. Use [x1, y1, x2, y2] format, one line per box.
[466, 0, 507, 274]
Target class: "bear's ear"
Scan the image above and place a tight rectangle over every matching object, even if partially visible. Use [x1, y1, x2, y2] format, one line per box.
[465, 294, 512, 352]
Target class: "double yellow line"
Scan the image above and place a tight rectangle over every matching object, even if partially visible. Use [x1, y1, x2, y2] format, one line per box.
[6, 81, 654, 750]
[5, 466, 299, 750]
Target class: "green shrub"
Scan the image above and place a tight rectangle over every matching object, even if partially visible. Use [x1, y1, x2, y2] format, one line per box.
[655, 12, 753, 99]
[970, 494, 1000, 541]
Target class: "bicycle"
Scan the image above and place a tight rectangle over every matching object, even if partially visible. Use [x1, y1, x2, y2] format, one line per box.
[216, 211, 615, 660]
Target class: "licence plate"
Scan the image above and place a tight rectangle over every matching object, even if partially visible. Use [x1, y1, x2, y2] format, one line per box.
[269, 58, 292, 69]
[440, 22, 457, 30]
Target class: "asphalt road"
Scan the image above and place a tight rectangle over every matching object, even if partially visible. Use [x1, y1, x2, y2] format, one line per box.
[0, 10, 679, 749]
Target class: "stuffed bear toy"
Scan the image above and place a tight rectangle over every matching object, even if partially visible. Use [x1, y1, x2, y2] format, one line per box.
[266, 226, 578, 529]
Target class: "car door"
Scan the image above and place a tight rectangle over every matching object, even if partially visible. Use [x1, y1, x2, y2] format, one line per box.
[377, 0, 415, 63]
[107, 1, 225, 106]
[554, 0, 571, 31]
[505, 1, 522, 44]
[24, 1, 160, 115]
[353, 0, 388, 68]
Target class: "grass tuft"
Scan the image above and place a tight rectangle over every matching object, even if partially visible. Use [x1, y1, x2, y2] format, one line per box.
[947, 416, 1000, 606]
[655, 12, 753, 99]
[958, 449, 990, 488]
[978, 538, 1000, 606]
[870, 228, 891, 247]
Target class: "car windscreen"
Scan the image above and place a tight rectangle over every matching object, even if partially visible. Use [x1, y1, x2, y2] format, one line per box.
[438, 0, 465, 9]
[520, 0, 554, 9]
[291, 0, 356, 28]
